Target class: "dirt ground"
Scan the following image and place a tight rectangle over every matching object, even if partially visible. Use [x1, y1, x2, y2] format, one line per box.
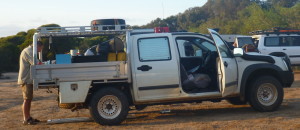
[0, 72, 299, 129]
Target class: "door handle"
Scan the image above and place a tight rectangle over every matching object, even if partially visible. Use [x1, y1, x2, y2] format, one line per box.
[137, 65, 152, 71]
[283, 49, 286, 50]
[224, 61, 228, 67]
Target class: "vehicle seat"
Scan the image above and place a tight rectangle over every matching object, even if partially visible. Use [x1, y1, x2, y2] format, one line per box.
[202, 51, 218, 73]
[184, 42, 194, 56]
[96, 41, 110, 61]
[180, 64, 211, 92]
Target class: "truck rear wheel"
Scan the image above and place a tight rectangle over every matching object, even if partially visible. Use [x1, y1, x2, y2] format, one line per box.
[89, 88, 129, 125]
[248, 76, 283, 112]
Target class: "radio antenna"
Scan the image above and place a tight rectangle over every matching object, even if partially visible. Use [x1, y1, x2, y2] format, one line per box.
[162, 1, 165, 20]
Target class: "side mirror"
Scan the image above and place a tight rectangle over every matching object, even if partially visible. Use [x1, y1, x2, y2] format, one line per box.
[233, 48, 244, 57]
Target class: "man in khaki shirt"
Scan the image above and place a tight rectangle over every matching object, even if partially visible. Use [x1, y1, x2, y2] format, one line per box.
[18, 41, 43, 125]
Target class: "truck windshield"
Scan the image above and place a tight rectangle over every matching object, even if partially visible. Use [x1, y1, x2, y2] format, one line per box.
[176, 37, 216, 58]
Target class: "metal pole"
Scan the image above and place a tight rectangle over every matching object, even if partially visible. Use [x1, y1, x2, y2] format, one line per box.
[33, 33, 39, 65]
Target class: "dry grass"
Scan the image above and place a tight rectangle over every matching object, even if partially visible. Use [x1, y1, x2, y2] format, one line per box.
[0, 72, 299, 129]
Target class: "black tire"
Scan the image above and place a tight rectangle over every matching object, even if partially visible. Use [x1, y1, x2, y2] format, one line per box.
[89, 87, 129, 125]
[226, 97, 247, 105]
[248, 76, 283, 112]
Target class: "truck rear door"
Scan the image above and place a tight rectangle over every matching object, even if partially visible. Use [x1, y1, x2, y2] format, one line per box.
[130, 33, 180, 101]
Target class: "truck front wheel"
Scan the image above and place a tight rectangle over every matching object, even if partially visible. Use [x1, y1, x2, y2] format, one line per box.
[89, 87, 129, 125]
[248, 76, 283, 112]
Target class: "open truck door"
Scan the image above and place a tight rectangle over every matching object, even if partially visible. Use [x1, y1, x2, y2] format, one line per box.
[208, 29, 238, 97]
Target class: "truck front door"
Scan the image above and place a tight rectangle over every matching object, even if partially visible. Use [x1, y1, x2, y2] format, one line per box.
[208, 29, 238, 97]
[131, 34, 180, 102]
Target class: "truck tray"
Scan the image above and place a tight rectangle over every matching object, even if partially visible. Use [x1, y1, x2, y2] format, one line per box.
[31, 61, 128, 89]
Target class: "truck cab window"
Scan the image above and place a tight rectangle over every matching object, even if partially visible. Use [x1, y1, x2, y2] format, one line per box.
[177, 40, 201, 57]
[138, 37, 171, 61]
[210, 34, 232, 58]
[176, 37, 216, 58]
[202, 41, 217, 52]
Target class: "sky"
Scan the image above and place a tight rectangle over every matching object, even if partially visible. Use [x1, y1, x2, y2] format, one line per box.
[0, 0, 207, 38]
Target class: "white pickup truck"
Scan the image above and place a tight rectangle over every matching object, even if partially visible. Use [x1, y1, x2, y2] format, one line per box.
[31, 26, 294, 125]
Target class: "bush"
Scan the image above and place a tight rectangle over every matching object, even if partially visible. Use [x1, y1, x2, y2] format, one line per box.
[0, 43, 20, 72]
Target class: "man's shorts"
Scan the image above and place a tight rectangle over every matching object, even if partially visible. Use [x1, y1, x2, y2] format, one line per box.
[21, 84, 33, 100]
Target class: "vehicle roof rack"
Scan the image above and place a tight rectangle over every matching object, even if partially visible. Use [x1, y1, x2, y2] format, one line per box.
[37, 25, 155, 38]
[250, 27, 300, 35]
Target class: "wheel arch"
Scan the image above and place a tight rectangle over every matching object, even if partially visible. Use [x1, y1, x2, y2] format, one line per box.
[240, 64, 284, 101]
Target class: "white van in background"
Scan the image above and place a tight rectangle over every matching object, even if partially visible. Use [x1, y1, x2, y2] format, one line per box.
[251, 28, 300, 65]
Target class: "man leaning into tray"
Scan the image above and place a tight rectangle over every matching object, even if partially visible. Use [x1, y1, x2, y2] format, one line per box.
[18, 41, 43, 125]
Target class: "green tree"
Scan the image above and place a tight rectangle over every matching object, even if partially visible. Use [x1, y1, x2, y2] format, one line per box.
[19, 29, 37, 50]
[276, 3, 300, 28]
[0, 31, 26, 73]
[193, 2, 299, 35]
[0, 43, 20, 72]
[268, 0, 299, 7]
[238, 3, 287, 33]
